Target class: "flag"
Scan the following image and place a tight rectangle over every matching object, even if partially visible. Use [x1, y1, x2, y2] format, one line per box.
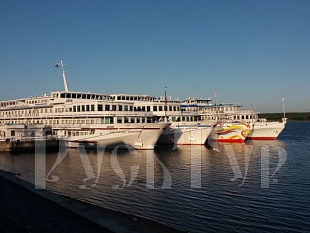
[55, 64, 58, 68]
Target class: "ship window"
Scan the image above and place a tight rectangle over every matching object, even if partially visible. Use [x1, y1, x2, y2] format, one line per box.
[98, 104, 103, 111]
[77, 106, 80, 112]
[142, 106, 145, 111]
[124, 117, 129, 123]
[119, 105, 122, 111]
[172, 117, 176, 122]
[130, 118, 135, 123]
[137, 117, 140, 123]
[82, 105, 85, 112]
[153, 106, 157, 111]
[124, 105, 128, 111]
[105, 105, 110, 111]
[164, 106, 167, 111]
[102, 117, 110, 124]
[61, 93, 65, 98]
[159, 106, 163, 111]
[82, 94, 86, 99]
[117, 117, 122, 123]
[147, 106, 150, 112]
[69, 107, 72, 112]
[130, 106, 133, 111]
[169, 106, 172, 111]
[142, 118, 145, 123]
[91, 105, 95, 111]
[77, 94, 81, 98]
[86, 105, 90, 111]
[72, 94, 76, 98]
[73, 106, 76, 112]
[112, 105, 117, 111]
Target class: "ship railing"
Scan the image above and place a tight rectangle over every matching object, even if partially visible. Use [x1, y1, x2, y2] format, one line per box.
[5, 135, 57, 143]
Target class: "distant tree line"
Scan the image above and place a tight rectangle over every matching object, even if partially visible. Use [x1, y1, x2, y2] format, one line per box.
[258, 112, 310, 121]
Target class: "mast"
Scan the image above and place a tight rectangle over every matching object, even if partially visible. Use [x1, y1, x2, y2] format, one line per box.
[164, 87, 167, 122]
[56, 60, 69, 92]
[215, 88, 218, 121]
[282, 97, 287, 123]
[251, 104, 254, 123]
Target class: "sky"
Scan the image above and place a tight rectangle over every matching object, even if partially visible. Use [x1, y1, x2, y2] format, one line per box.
[0, 0, 310, 113]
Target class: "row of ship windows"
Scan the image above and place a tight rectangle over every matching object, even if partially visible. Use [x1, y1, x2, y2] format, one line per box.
[0, 117, 154, 125]
[57, 93, 156, 101]
[0, 99, 47, 107]
[0, 105, 181, 115]
[183, 106, 240, 112]
[66, 105, 180, 113]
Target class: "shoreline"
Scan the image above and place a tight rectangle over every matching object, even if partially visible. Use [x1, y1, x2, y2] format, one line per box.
[0, 169, 185, 233]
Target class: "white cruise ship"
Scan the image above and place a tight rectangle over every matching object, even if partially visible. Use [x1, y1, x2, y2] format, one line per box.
[110, 93, 216, 145]
[182, 97, 286, 141]
[181, 98, 253, 142]
[0, 61, 169, 150]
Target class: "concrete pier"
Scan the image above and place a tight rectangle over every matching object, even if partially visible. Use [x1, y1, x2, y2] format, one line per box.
[0, 139, 59, 152]
[0, 170, 185, 233]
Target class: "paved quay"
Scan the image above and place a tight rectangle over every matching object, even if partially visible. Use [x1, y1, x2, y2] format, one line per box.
[0, 170, 186, 233]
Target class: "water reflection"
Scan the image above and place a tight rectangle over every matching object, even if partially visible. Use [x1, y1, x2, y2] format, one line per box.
[1, 134, 309, 233]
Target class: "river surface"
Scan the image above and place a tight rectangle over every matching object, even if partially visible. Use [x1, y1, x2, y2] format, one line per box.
[0, 122, 309, 232]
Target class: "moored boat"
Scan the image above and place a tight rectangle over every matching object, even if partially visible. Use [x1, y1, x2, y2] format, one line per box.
[247, 118, 287, 140]
[158, 120, 216, 145]
[210, 122, 252, 143]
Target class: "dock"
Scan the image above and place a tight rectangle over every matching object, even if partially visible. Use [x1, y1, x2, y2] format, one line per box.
[0, 170, 186, 233]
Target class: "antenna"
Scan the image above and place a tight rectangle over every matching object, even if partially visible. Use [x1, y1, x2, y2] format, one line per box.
[55, 60, 69, 92]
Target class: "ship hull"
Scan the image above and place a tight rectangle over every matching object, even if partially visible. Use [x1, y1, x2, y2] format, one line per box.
[57, 123, 170, 150]
[210, 123, 252, 143]
[158, 120, 216, 145]
[247, 121, 286, 140]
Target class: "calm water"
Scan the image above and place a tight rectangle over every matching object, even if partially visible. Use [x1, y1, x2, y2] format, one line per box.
[1, 122, 309, 232]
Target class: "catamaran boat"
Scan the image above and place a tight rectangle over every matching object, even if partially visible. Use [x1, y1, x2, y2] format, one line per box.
[0, 61, 169, 150]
